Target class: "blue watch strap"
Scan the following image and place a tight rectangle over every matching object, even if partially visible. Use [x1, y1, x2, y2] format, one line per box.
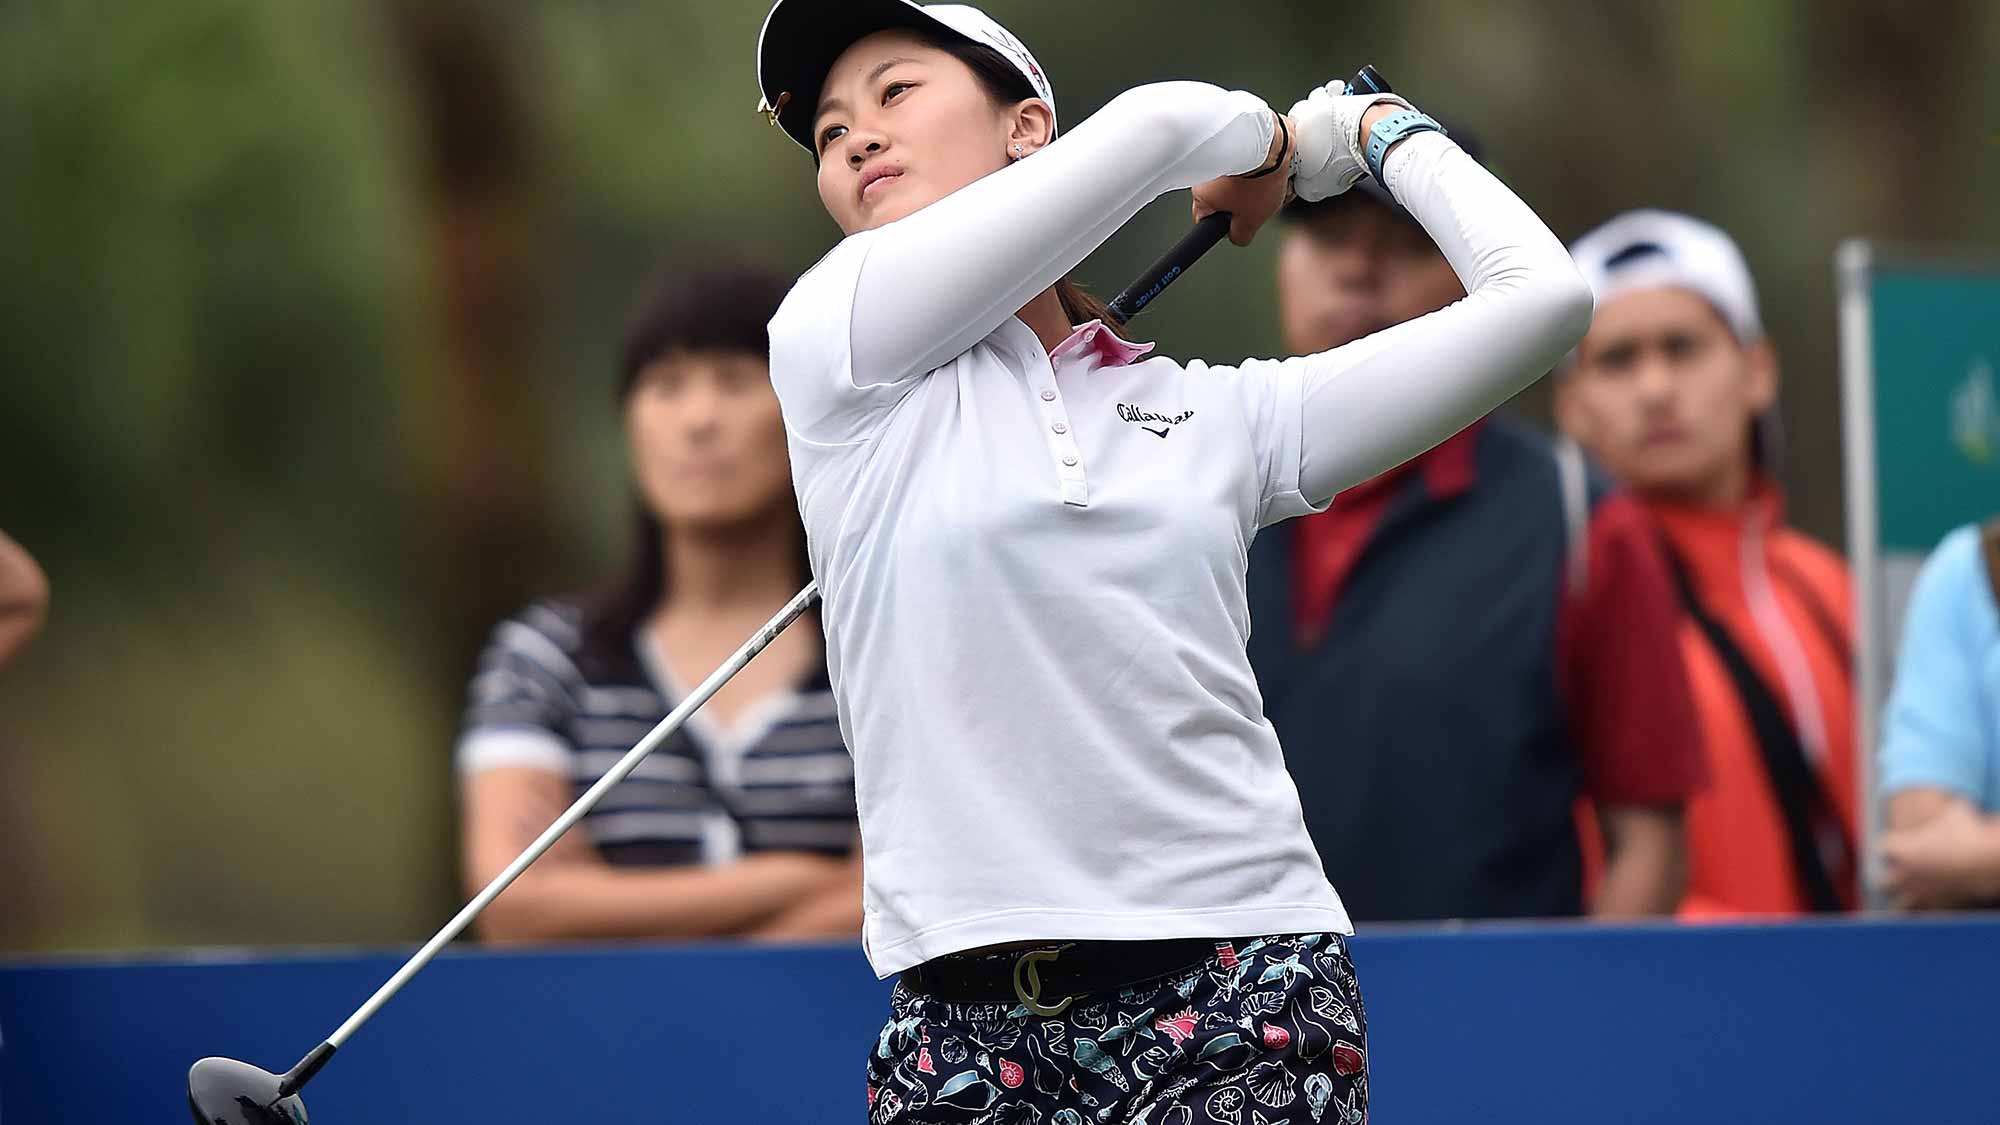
[1364, 109, 1446, 186]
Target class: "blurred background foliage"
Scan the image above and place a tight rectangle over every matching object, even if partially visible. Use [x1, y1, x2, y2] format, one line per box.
[1, 0, 1996, 951]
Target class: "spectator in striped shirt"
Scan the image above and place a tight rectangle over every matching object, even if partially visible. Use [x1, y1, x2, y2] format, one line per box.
[456, 265, 860, 942]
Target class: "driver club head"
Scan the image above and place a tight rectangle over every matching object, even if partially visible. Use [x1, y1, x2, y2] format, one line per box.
[188, 1057, 309, 1125]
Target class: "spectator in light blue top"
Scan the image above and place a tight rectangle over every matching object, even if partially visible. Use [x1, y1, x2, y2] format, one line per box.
[1878, 521, 2000, 909]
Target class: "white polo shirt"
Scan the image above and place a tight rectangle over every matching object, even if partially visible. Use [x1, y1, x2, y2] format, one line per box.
[770, 81, 1592, 975]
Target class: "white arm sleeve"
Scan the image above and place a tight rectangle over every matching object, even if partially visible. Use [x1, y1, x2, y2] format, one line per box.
[1288, 132, 1595, 504]
[768, 82, 1273, 446]
[850, 82, 1274, 384]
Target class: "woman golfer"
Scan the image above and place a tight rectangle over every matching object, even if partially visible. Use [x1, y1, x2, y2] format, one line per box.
[754, 2, 1592, 1120]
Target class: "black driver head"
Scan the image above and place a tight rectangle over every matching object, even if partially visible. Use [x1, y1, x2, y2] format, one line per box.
[187, 1057, 309, 1125]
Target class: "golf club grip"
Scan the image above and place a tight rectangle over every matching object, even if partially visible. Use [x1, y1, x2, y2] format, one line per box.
[1106, 65, 1390, 326]
[1105, 213, 1231, 326]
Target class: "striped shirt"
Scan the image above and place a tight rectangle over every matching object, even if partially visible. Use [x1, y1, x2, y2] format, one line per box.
[455, 600, 855, 865]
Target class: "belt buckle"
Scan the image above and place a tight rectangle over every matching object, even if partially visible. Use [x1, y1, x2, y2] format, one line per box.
[1011, 944, 1076, 1017]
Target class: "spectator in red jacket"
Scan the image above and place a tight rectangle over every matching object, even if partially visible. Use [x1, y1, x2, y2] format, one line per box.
[1559, 210, 1857, 916]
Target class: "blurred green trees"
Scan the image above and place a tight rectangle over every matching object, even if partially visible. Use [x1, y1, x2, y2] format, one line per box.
[1, 0, 1995, 951]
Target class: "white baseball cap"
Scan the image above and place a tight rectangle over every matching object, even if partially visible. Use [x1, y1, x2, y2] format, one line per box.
[1567, 208, 1783, 469]
[756, 0, 1056, 156]
[1568, 209, 1763, 343]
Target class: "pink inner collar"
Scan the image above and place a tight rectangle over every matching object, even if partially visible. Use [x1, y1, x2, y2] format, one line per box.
[1050, 319, 1155, 368]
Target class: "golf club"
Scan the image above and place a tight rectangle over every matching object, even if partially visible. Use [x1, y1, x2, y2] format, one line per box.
[188, 63, 1390, 1124]
[187, 583, 821, 1124]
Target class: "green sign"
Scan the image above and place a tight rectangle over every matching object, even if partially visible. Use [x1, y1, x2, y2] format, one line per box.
[1868, 266, 2000, 549]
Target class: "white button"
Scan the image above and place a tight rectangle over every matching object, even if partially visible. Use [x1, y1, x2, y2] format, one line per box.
[1053, 422, 1068, 435]
[1040, 389, 1057, 401]
[1062, 455, 1078, 467]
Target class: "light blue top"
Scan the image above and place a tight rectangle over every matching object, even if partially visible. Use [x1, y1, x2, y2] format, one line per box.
[1880, 524, 2000, 810]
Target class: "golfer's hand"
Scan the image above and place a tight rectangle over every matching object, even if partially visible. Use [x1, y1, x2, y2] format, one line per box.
[1191, 112, 1298, 246]
[1289, 84, 1412, 203]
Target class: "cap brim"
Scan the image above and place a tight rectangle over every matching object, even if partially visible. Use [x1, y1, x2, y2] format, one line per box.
[757, 0, 959, 154]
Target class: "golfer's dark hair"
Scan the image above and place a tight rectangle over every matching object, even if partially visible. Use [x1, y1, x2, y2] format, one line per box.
[922, 29, 1120, 331]
[577, 264, 811, 677]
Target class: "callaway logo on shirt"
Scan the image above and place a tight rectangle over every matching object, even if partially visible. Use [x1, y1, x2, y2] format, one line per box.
[1117, 403, 1194, 439]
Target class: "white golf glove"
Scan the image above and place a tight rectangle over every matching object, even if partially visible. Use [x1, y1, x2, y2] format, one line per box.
[1288, 79, 1413, 202]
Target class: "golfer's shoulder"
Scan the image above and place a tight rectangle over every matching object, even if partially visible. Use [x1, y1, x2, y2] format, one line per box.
[1170, 352, 1293, 410]
[770, 232, 879, 362]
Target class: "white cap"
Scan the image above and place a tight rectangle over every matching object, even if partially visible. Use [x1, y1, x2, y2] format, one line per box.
[756, 0, 1056, 155]
[1568, 209, 1762, 343]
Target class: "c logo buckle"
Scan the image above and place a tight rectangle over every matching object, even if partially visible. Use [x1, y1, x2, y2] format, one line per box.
[1012, 946, 1076, 1017]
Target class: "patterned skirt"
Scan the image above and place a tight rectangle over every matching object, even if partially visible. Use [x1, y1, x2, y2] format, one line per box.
[868, 933, 1368, 1124]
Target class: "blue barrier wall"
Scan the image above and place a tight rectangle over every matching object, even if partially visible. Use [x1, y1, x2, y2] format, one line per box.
[2, 917, 1992, 1123]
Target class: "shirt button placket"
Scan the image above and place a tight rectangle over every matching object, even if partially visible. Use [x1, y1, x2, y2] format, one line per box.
[1038, 359, 1087, 508]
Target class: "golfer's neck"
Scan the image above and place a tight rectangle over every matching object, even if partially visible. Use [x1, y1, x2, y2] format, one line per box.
[1017, 286, 1074, 354]
[659, 515, 802, 613]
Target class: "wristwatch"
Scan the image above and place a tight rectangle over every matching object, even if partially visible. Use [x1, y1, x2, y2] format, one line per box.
[1364, 109, 1446, 185]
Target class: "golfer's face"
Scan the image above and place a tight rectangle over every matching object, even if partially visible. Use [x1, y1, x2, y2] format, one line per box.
[813, 31, 1013, 235]
[626, 350, 794, 530]
[1276, 200, 1465, 356]
[1560, 287, 1773, 497]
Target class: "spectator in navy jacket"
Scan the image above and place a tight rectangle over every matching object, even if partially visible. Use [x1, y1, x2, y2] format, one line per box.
[1253, 133, 1705, 921]
[457, 266, 859, 942]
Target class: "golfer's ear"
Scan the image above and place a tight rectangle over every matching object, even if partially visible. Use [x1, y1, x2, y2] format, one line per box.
[1008, 100, 1055, 154]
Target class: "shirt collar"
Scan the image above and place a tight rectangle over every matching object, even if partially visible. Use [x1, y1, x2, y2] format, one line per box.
[1643, 473, 1786, 539]
[1050, 319, 1156, 368]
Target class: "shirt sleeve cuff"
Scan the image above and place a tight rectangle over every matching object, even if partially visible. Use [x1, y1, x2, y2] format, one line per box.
[456, 727, 572, 776]
[1878, 755, 1985, 804]
[1259, 360, 1333, 526]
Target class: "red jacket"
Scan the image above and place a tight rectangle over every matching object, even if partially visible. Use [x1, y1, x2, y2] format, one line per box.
[1649, 483, 1857, 916]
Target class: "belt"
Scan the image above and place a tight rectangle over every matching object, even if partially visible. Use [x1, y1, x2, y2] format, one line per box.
[900, 937, 1223, 1016]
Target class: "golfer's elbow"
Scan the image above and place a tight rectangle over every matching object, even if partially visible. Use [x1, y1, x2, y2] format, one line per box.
[1101, 82, 1246, 167]
[1549, 260, 1596, 351]
[1519, 256, 1594, 357]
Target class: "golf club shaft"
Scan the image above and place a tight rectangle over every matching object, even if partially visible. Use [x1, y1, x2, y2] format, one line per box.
[1105, 65, 1390, 326]
[291, 582, 823, 1081]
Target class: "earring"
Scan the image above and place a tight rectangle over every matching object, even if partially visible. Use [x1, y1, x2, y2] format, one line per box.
[1012, 143, 1025, 159]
